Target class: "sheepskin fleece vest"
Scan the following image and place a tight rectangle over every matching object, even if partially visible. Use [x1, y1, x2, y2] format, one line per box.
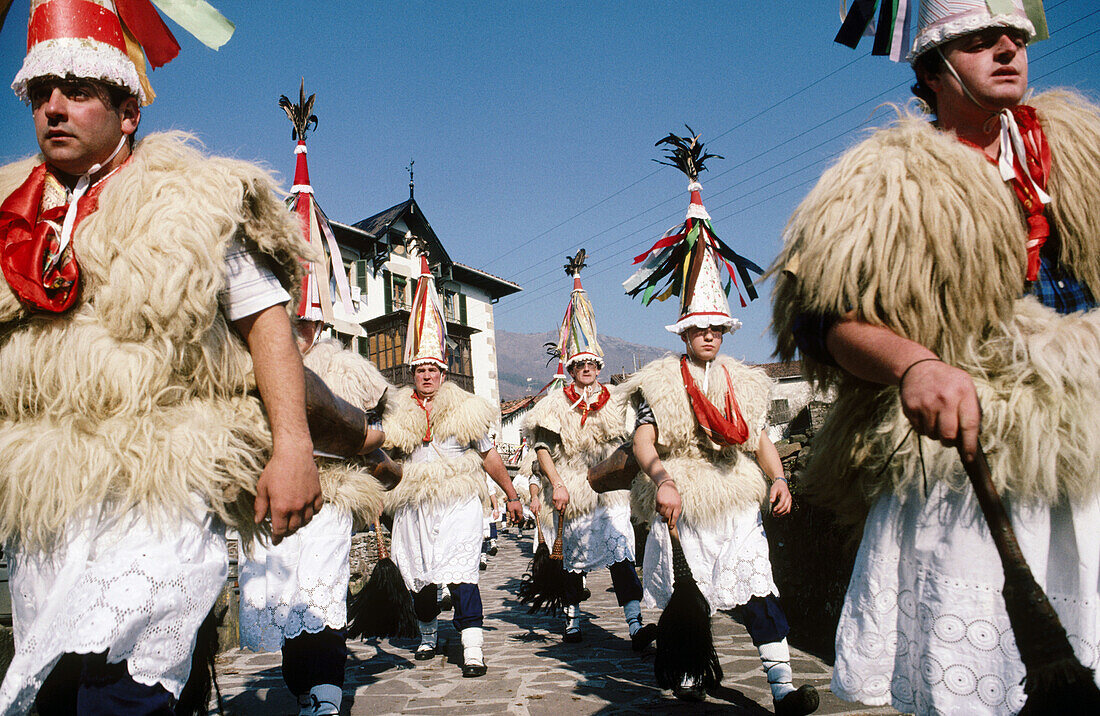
[620, 355, 772, 528]
[771, 90, 1100, 525]
[0, 132, 310, 550]
[304, 339, 391, 528]
[382, 381, 496, 510]
[521, 384, 629, 521]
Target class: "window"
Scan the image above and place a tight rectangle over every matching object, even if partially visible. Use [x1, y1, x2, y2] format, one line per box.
[367, 326, 404, 371]
[353, 259, 370, 301]
[383, 270, 413, 313]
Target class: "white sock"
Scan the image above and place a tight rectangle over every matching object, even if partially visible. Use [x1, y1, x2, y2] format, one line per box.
[461, 626, 484, 666]
[759, 639, 795, 701]
[623, 600, 642, 636]
[565, 603, 581, 632]
[308, 684, 342, 716]
[417, 619, 437, 650]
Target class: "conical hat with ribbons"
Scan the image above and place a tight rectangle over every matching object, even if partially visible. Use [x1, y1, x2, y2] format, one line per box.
[404, 252, 448, 370]
[11, 0, 234, 105]
[560, 262, 603, 369]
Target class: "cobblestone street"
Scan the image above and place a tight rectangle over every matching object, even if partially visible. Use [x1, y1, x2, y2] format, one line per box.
[214, 527, 898, 715]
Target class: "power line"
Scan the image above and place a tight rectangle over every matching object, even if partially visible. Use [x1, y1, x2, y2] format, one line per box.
[499, 35, 1100, 316]
[483, 54, 868, 269]
[497, 10, 1100, 316]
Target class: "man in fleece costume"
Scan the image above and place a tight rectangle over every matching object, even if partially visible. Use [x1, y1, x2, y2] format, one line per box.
[771, 1, 1100, 713]
[382, 248, 523, 677]
[0, 1, 322, 712]
[521, 257, 655, 649]
[620, 143, 818, 712]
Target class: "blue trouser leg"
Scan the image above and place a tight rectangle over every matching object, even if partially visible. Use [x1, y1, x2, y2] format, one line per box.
[489, 522, 498, 539]
[35, 653, 175, 716]
[448, 583, 484, 630]
[607, 559, 643, 606]
[281, 627, 347, 696]
[733, 594, 790, 646]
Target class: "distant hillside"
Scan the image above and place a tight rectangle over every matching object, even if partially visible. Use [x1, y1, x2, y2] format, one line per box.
[496, 330, 669, 400]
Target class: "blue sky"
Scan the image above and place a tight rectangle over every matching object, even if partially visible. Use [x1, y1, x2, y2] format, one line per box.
[2, 1, 1098, 368]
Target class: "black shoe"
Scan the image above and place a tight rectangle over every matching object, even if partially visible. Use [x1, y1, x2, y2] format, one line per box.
[488, 545, 498, 556]
[580, 587, 591, 601]
[462, 662, 487, 677]
[414, 646, 436, 661]
[672, 682, 706, 702]
[631, 623, 658, 652]
[563, 629, 583, 643]
[774, 685, 820, 716]
[440, 593, 453, 611]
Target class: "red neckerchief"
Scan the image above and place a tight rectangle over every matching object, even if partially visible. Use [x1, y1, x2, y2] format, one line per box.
[563, 383, 609, 427]
[680, 355, 748, 447]
[412, 391, 433, 442]
[0, 162, 118, 312]
[958, 105, 1051, 282]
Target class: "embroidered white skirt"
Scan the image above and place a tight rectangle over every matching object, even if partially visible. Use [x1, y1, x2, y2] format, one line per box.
[0, 498, 227, 712]
[391, 494, 483, 593]
[833, 481, 1100, 715]
[238, 504, 352, 652]
[539, 500, 635, 573]
[642, 504, 778, 613]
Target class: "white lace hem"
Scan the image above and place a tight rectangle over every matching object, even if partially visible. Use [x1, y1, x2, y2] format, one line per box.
[540, 502, 635, 573]
[392, 495, 483, 593]
[0, 500, 227, 712]
[238, 505, 352, 652]
[642, 505, 777, 613]
[833, 482, 1100, 715]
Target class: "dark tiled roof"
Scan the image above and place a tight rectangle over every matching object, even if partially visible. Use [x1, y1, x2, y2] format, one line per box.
[756, 360, 804, 380]
[351, 200, 413, 237]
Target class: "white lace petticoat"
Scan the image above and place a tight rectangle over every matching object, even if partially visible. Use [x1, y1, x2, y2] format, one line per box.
[539, 501, 635, 573]
[642, 504, 778, 613]
[833, 481, 1100, 715]
[391, 494, 483, 593]
[0, 498, 228, 713]
[238, 504, 352, 652]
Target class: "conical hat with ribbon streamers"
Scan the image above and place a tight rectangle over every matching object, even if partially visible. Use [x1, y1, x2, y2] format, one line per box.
[834, 0, 1046, 64]
[404, 253, 448, 370]
[666, 221, 739, 335]
[560, 254, 603, 369]
[624, 128, 762, 336]
[10, 0, 234, 105]
[280, 81, 362, 336]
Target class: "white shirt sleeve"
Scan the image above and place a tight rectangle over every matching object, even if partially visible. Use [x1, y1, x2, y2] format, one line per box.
[473, 434, 494, 453]
[219, 236, 292, 322]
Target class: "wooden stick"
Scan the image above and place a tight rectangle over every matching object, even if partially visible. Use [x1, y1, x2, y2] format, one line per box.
[374, 521, 388, 561]
[959, 442, 1100, 706]
[550, 509, 565, 561]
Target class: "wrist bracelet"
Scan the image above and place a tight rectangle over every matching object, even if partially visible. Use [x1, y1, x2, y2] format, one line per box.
[656, 478, 676, 489]
[898, 357, 942, 390]
[507, 497, 521, 504]
[773, 476, 788, 484]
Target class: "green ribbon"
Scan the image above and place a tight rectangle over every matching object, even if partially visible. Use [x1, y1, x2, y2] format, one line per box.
[1022, 0, 1049, 41]
[150, 0, 235, 50]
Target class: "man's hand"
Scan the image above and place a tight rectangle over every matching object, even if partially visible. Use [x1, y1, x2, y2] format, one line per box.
[551, 483, 570, 512]
[529, 494, 542, 517]
[655, 480, 682, 528]
[234, 304, 321, 545]
[899, 359, 982, 462]
[769, 479, 793, 516]
[253, 446, 323, 544]
[506, 498, 524, 524]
